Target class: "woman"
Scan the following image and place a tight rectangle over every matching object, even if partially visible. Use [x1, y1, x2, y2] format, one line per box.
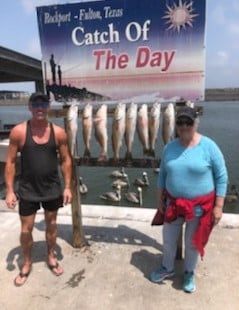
[150, 106, 228, 293]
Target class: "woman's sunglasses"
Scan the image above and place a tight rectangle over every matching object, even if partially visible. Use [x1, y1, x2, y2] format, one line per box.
[176, 119, 194, 127]
[31, 102, 49, 108]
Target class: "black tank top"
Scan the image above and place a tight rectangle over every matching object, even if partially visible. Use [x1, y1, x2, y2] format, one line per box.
[18, 120, 62, 201]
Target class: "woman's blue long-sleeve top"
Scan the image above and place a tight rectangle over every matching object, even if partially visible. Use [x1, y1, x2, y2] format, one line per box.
[157, 136, 228, 199]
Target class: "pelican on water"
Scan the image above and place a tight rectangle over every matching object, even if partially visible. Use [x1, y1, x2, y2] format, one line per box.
[109, 167, 127, 178]
[79, 176, 88, 195]
[225, 184, 239, 203]
[134, 172, 149, 187]
[99, 185, 121, 202]
[125, 187, 143, 207]
[112, 175, 130, 188]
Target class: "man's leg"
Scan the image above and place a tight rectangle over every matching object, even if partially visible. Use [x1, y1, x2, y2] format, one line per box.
[15, 214, 35, 286]
[44, 209, 63, 275]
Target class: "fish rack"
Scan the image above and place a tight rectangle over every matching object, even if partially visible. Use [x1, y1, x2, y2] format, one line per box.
[75, 157, 159, 168]
[49, 104, 203, 168]
[49, 105, 203, 118]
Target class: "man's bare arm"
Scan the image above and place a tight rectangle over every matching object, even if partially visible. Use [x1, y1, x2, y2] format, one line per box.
[5, 126, 21, 208]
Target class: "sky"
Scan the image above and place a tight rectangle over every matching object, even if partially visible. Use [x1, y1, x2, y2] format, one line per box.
[0, 0, 239, 93]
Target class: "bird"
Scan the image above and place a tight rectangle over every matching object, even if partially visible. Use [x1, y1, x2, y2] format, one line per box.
[134, 172, 149, 187]
[125, 187, 143, 207]
[99, 185, 121, 202]
[109, 167, 127, 178]
[112, 175, 130, 188]
[153, 168, 160, 174]
[79, 176, 88, 195]
[225, 184, 239, 203]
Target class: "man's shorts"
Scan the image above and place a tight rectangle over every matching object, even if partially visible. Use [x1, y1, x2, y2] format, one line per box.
[19, 196, 63, 216]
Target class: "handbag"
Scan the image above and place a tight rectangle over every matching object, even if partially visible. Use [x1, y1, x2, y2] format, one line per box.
[151, 209, 165, 226]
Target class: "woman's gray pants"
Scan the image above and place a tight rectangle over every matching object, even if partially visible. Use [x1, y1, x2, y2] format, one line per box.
[162, 217, 200, 272]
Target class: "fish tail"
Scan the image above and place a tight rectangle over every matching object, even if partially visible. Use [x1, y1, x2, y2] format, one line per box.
[83, 148, 91, 158]
[125, 151, 133, 161]
[143, 147, 150, 156]
[147, 148, 156, 157]
[98, 152, 108, 162]
[113, 155, 120, 162]
[70, 144, 76, 157]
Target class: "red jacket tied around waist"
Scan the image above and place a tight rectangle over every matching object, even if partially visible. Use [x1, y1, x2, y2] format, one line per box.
[164, 191, 216, 257]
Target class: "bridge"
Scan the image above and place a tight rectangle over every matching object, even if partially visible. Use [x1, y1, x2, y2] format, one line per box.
[0, 46, 43, 90]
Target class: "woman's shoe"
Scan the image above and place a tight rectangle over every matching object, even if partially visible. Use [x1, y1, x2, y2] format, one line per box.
[183, 271, 196, 293]
[150, 266, 175, 283]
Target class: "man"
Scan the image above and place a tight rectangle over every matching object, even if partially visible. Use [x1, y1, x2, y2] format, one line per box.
[50, 54, 56, 84]
[5, 92, 72, 286]
[57, 65, 62, 86]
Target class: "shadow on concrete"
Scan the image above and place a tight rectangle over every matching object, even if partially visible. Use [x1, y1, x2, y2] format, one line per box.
[5, 241, 63, 272]
[130, 249, 162, 279]
[130, 249, 185, 291]
[35, 221, 163, 251]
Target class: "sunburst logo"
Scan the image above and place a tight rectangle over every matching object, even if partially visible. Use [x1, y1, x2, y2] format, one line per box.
[162, 0, 198, 32]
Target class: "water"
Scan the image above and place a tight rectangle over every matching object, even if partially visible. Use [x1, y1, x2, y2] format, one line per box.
[0, 101, 238, 213]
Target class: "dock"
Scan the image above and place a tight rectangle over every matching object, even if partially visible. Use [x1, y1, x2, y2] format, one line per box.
[0, 202, 239, 309]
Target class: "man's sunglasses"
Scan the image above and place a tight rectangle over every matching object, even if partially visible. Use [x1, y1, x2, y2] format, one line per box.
[31, 102, 49, 108]
[176, 119, 194, 127]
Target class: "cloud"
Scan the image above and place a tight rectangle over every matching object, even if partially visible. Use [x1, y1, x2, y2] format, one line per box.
[27, 38, 42, 59]
[208, 51, 229, 68]
[21, 0, 97, 14]
[232, 1, 239, 12]
[216, 51, 229, 66]
[209, 3, 239, 37]
[228, 23, 239, 35]
[21, 0, 53, 14]
[211, 5, 226, 25]
[230, 40, 239, 50]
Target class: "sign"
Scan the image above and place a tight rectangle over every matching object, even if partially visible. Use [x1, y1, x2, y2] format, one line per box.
[37, 0, 206, 102]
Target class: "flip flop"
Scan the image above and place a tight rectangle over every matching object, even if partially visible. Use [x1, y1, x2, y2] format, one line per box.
[14, 269, 31, 287]
[48, 262, 63, 276]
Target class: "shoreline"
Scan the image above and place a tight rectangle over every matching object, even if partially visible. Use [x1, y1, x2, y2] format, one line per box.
[0, 99, 238, 107]
[0, 88, 239, 106]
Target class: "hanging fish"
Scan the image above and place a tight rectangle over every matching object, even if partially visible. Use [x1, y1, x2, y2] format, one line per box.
[148, 102, 161, 157]
[66, 103, 78, 157]
[82, 103, 93, 157]
[94, 104, 108, 161]
[137, 104, 150, 155]
[162, 102, 175, 145]
[125, 102, 137, 160]
[112, 102, 126, 161]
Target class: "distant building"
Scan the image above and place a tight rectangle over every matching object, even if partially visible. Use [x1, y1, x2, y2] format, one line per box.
[0, 90, 29, 100]
[205, 88, 239, 101]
